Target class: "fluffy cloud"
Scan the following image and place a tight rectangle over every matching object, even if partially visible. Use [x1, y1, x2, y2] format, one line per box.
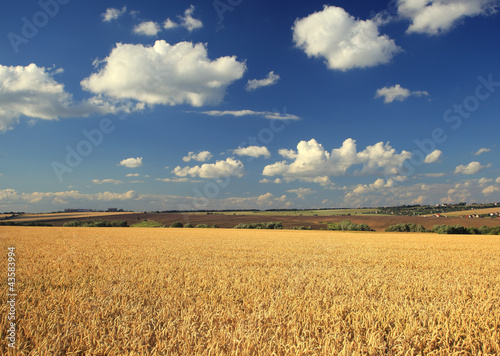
[232, 146, 271, 158]
[287, 188, 315, 199]
[92, 179, 123, 185]
[0, 189, 293, 212]
[102, 7, 127, 22]
[424, 149, 442, 163]
[349, 178, 395, 195]
[259, 178, 283, 184]
[292, 5, 401, 71]
[0, 63, 121, 132]
[182, 151, 213, 162]
[173, 158, 244, 179]
[375, 84, 429, 103]
[119, 157, 143, 168]
[133, 21, 162, 36]
[263, 138, 411, 182]
[81, 41, 246, 107]
[397, 0, 498, 35]
[163, 5, 203, 32]
[454, 161, 488, 175]
[482, 185, 500, 195]
[199, 110, 300, 120]
[474, 148, 491, 156]
[245, 71, 280, 91]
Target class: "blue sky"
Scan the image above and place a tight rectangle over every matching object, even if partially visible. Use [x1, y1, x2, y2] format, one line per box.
[0, 0, 499, 212]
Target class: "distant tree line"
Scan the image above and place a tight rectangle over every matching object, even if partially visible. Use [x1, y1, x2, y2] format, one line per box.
[386, 223, 500, 235]
[63, 220, 128, 227]
[327, 220, 372, 231]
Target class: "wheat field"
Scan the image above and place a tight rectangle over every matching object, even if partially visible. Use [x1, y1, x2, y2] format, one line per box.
[1, 226, 499, 355]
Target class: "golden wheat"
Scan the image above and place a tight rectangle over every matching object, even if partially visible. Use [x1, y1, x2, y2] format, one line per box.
[1, 226, 499, 355]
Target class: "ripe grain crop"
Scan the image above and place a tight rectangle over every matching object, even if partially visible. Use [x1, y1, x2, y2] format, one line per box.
[1, 227, 499, 355]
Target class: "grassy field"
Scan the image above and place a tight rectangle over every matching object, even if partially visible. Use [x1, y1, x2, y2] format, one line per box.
[195, 208, 381, 216]
[132, 220, 164, 227]
[1, 227, 499, 355]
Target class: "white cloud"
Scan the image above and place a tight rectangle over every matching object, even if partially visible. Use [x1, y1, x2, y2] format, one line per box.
[482, 185, 500, 195]
[375, 84, 429, 103]
[245, 71, 280, 91]
[424, 149, 442, 163]
[424, 173, 446, 178]
[0, 63, 122, 132]
[287, 188, 315, 199]
[126, 173, 140, 177]
[102, 7, 127, 22]
[156, 177, 192, 183]
[0, 189, 294, 212]
[496, 177, 500, 184]
[199, 110, 299, 120]
[259, 178, 283, 184]
[133, 21, 162, 36]
[173, 158, 244, 179]
[163, 18, 178, 29]
[81, 41, 246, 107]
[350, 178, 395, 195]
[182, 151, 213, 162]
[454, 161, 488, 175]
[478, 177, 493, 186]
[474, 148, 491, 156]
[180, 5, 203, 31]
[263, 138, 411, 183]
[397, 0, 498, 35]
[292, 5, 401, 71]
[119, 157, 143, 168]
[93, 179, 123, 185]
[232, 146, 271, 158]
[163, 5, 203, 32]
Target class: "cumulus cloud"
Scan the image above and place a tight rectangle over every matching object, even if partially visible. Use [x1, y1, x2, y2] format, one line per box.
[182, 151, 213, 162]
[119, 157, 143, 168]
[397, 0, 498, 35]
[93, 179, 123, 185]
[474, 148, 491, 156]
[163, 5, 203, 32]
[133, 21, 162, 36]
[263, 138, 411, 183]
[232, 146, 271, 158]
[0, 63, 123, 132]
[179, 5, 203, 31]
[454, 161, 488, 175]
[0, 189, 293, 212]
[292, 5, 401, 71]
[259, 178, 283, 184]
[126, 173, 140, 177]
[155, 177, 196, 183]
[102, 7, 127, 22]
[173, 158, 244, 179]
[287, 188, 315, 199]
[199, 110, 299, 120]
[424, 149, 442, 163]
[375, 84, 429, 103]
[478, 177, 493, 186]
[245, 71, 280, 91]
[349, 178, 395, 195]
[81, 40, 246, 107]
[496, 177, 500, 184]
[482, 185, 500, 195]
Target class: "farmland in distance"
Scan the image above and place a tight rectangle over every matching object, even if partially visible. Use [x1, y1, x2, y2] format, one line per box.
[1, 227, 499, 355]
